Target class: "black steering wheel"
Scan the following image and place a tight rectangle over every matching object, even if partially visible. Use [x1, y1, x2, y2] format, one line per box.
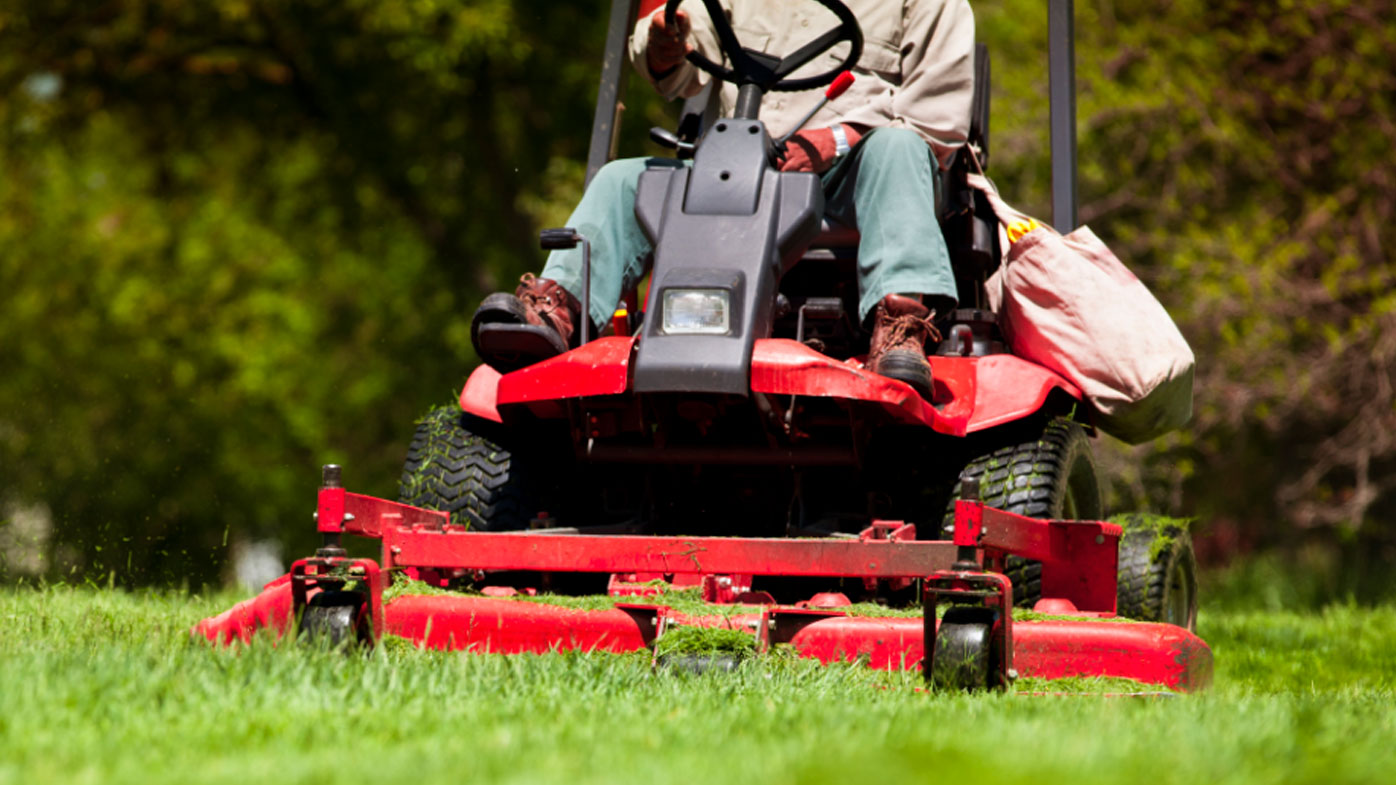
[664, 0, 863, 93]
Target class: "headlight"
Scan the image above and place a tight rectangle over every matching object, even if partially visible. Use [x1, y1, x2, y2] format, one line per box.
[661, 289, 730, 335]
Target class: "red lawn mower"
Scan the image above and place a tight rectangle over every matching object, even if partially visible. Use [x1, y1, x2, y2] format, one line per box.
[199, 0, 1210, 692]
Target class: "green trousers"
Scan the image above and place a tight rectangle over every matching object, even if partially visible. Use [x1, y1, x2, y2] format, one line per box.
[541, 127, 956, 329]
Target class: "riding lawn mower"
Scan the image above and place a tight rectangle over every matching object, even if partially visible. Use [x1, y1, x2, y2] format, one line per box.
[197, 0, 1211, 692]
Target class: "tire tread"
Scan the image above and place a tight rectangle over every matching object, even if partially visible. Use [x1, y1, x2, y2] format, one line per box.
[397, 406, 532, 530]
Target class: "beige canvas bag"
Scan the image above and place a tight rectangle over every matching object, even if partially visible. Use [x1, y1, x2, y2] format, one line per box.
[966, 173, 1195, 444]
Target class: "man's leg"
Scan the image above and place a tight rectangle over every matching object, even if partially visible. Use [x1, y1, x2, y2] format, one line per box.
[822, 127, 957, 321]
[473, 157, 676, 370]
[822, 128, 955, 395]
[541, 157, 682, 330]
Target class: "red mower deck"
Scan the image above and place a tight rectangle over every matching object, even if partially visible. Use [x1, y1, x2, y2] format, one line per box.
[196, 473, 1212, 692]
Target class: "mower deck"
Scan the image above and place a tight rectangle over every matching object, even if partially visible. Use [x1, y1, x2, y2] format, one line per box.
[198, 581, 1210, 691]
[195, 471, 1212, 692]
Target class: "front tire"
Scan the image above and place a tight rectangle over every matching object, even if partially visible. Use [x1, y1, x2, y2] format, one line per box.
[931, 606, 999, 691]
[398, 406, 537, 530]
[299, 590, 370, 649]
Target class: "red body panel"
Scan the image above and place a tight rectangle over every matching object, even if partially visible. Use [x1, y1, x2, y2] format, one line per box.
[478, 336, 1079, 437]
[460, 364, 503, 423]
[497, 336, 635, 404]
[955, 501, 1122, 614]
[959, 354, 1081, 433]
[385, 594, 649, 654]
[382, 526, 960, 577]
[193, 575, 293, 645]
[1012, 619, 1213, 689]
[750, 339, 971, 434]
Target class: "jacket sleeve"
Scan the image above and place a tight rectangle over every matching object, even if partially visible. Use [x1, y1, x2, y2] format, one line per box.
[887, 0, 976, 167]
[628, 0, 728, 101]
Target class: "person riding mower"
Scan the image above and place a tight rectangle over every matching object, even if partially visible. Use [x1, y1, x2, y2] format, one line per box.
[471, 0, 977, 399]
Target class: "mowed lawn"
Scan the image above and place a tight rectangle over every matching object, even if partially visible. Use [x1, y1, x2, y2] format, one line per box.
[1, 587, 1393, 785]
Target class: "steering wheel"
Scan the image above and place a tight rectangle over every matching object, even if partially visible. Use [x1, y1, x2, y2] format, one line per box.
[664, 0, 863, 93]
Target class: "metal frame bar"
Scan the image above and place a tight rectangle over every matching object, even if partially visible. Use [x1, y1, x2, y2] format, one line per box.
[1048, 0, 1078, 232]
[383, 528, 959, 577]
[289, 557, 385, 642]
[586, 0, 643, 186]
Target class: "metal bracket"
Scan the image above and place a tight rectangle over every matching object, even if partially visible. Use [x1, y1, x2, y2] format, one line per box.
[289, 556, 385, 642]
[923, 569, 1014, 688]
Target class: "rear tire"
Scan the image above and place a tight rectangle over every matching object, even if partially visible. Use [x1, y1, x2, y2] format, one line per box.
[1115, 515, 1198, 629]
[398, 406, 537, 531]
[943, 418, 1103, 608]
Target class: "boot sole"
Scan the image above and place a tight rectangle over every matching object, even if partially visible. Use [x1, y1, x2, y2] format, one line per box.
[872, 352, 933, 399]
[472, 294, 567, 373]
[475, 323, 568, 374]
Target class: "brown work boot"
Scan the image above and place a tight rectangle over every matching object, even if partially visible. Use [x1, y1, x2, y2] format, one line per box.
[867, 294, 941, 397]
[471, 273, 582, 372]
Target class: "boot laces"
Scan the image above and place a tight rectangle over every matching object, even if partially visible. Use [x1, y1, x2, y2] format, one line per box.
[517, 273, 557, 313]
[877, 308, 942, 349]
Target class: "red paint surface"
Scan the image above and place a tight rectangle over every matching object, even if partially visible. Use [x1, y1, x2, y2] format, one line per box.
[480, 336, 1078, 438]
[195, 585, 1212, 691]
[339, 492, 448, 539]
[460, 364, 503, 423]
[383, 527, 960, 577]
[495, 336, 636, 405]
[751, 339, 973, 434]
[958, 353, 1081, 433]
[955, 501, 1123, 614]
[384, 594, 650, 654]
[192, 575, 293, 645]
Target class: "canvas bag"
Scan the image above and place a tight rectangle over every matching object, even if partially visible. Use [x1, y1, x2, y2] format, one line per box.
[966, 173, 1195, 444]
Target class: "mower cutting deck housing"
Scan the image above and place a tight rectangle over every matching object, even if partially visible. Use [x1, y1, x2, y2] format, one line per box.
[197, 467, 1212, 692]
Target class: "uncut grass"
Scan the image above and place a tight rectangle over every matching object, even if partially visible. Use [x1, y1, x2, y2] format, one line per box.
[2, 588, 1395, 785]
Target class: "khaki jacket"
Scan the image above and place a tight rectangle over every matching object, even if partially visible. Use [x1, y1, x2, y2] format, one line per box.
[629, 0, 975, 168]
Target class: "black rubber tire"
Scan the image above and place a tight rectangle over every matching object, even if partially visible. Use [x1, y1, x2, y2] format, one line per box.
[1115, 515, 1198, 630]
[398, 406, 536, 531]
[943, 418, 1103, 608]
[300, 590, 370, 649]
[931, 606, 998, 691]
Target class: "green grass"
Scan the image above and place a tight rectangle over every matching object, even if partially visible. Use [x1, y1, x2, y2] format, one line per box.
[2, 587, 1395, 785]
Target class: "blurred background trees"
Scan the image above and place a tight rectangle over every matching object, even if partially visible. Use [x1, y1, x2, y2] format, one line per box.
[1, 0, 1393, 599]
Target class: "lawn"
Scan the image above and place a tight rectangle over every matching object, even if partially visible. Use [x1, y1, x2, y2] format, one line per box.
[1, 586, 1393, 785]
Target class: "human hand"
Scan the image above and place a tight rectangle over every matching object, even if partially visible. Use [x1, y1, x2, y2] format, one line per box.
[647, 9, 692, 77]
[780, 125, 862, 173]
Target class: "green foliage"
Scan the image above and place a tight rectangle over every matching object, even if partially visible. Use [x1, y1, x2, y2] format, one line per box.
[2, 0, 1394, 594]
[0, 0, 672, 584]
[979, 1, 1396, 590]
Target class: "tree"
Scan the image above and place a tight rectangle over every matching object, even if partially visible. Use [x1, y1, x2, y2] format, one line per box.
[0, 0, 670, 584]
